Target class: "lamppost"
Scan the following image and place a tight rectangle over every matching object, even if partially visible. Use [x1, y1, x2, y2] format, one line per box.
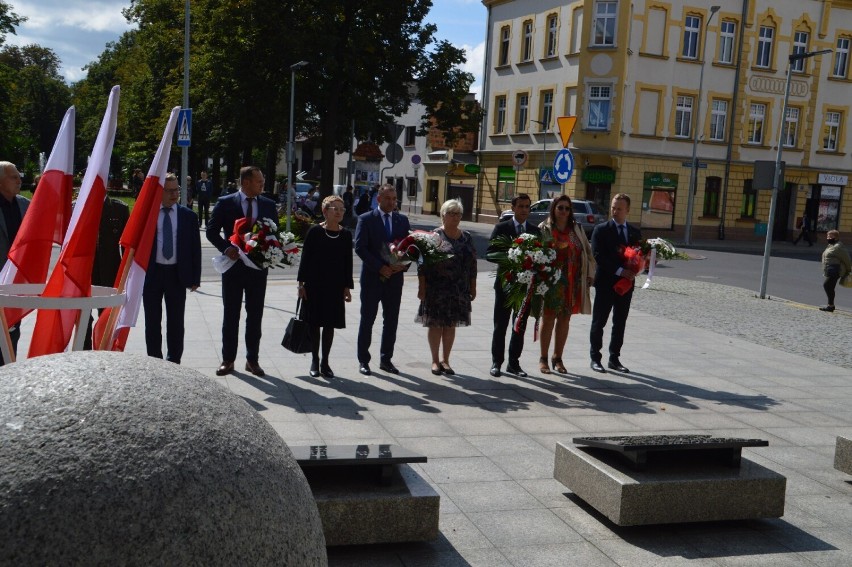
[531, 119, 548, 199]
[683, 5, 720, 246]
[180, 0, 190, 207]
[286, 60, 309, 232]
[758, 47, 832, 299]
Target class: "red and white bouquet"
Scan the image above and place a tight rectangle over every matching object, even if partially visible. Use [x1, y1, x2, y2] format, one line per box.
[390, 230, 454, 267]
[614, 245, 646, 295]
[213, 217, 300, 273]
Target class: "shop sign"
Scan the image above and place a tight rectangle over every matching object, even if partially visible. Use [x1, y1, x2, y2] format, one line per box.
[818, 173, 848, 186]
[643, 172, 678, 189]
[581, 169, 616, 184]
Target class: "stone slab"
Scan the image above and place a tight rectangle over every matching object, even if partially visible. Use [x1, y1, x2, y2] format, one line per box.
[554, 442, 786, 526]
[833, 436, 852, 474]
[300, 462, 439, 546]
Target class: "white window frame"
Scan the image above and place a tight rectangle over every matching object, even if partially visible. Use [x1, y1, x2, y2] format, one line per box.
[592, 1, 617, 47]
[682, 16, 700, 60]
[495, 96, 507, 134]
[517, 93, 529, 133]
[824, 111, 841, 151]
[833, 37, 850, 78]
[546, 14, 558, 57]
[522, 20, 533, 61]
[748, 103, 766, 144]
[791, 31, 809, 73]
[719, 21, 735, 64]
[710, 99, 728, 141]
[783, 107, 799, 147]
[586, 84, 612, 130]
[540, 90, 554, 131]
[499, 26, 510, 66]
[674, 95, 694, 138]
[756, 26, 774, 68]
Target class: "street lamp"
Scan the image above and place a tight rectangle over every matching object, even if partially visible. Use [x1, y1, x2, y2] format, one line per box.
[758, 47, 832, 299]
[286, 60, 309, 232]
[531, 119, 548, 199]
[683, 5, 720, 246]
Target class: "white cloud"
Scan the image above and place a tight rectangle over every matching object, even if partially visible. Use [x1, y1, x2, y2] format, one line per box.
[15, 1, 131, 32]
[461, 41, 485, 101]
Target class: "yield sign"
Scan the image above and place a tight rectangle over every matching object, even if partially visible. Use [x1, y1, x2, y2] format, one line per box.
[556, 116, 577, 148]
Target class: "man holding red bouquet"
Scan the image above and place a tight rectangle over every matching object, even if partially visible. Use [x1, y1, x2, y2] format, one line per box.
[207, 166, 277, 377]
[589, 193, 642, 374]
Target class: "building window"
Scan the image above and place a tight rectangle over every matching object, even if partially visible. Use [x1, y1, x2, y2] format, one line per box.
[404, 126, 416, 147]
[522, 20, 533, 61]
[546, 14, 558, 57]
[570, 7, 584, 53]
[710, 99, 728, 141]
[703, 176, 721, 217]
[592, 1, 617, 47]
[674, 95, 694, 138]
[540, 90, 554, 131]
[756, 26, 774, 68]
[498, 26, 510, 66]
[406, 177, 417, 199]
[824, 111, 841, 151]
[719, 20, 735, 64]
[833, 37, 850, 78]
[682, 15, 700, 59]
[587, 84, 611, 130]
[741, 179, 756, 219]
[748, 103, 766, 144]
[516, 93, 529, 133]
[494, 95, 507, 134]
[791, 31, 809, 73]
[783, 107, 799, 148]
[427, 179, 439, 201]
[565, 87, 577, 116]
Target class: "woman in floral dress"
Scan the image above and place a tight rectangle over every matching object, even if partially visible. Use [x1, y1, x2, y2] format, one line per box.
[416, 199, 477, 375]
[537, 195, 595, 374]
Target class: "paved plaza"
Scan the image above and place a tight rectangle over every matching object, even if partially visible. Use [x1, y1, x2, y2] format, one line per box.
[14, 237, 852, 566]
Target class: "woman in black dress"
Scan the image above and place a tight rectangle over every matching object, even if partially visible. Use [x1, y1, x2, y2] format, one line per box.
[297, 196, 354, 377]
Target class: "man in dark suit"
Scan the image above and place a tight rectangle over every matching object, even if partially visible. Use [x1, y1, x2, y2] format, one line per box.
[0, 161, 30, 364]
[589, 193, 642, 374]
[487, 193, 540, 377]
[196, 170, 212, 228]
[206, 166, 277, 377]
[354, 184, 411, 375]
[143, 173, 201, 364]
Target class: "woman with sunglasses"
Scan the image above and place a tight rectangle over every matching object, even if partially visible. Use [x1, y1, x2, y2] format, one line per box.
[536, 195, 595, 374]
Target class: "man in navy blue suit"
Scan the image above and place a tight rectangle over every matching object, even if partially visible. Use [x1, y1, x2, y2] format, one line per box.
[143, 173, 201, 364]
[589, 193, 642, 374]
[206, 166, 277, 377]
[354, 184, 411, 375]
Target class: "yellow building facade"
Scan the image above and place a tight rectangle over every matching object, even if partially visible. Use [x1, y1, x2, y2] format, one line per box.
[479, 0, 852, 242]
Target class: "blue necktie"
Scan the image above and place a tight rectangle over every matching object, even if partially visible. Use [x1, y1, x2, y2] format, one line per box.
[618, 224, 627, 245]
[246, 197, 255, 226]
[162, 207, 173, 259]
[384, 213, 392, 241]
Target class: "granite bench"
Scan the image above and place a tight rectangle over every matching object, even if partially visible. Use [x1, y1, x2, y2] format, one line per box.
[291, 444, 439, 546]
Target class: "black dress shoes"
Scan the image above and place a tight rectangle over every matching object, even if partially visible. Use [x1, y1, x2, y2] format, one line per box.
[607, 359, 630, 373]
[505, 363, 527, 377]
[490, 364, 501, 377]
[379, 361, 400, 374]
[359, 362, 372, 376]
[216, 361, 234, 376]
[245, 361, 265, 377]
[590, 360, 606, 373]
[320, 364, 334, 378]
[820, 305, 836, 312]
[432, 364, 443, 376]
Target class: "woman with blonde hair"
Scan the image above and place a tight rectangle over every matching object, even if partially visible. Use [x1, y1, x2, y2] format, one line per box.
[537, 195, 595, 374]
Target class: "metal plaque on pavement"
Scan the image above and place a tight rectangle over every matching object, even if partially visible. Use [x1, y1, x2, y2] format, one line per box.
[553, 148, 574, 183]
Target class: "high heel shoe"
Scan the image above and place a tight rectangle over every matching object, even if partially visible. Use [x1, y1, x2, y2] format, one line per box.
[320, 361, 334, 378]
[551, 356, 567, 374]
[539, 357, 551, 374]
[309, 359, 320, 378]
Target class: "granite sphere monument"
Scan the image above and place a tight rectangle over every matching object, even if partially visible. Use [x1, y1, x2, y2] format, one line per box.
[0, 352, 327, 566]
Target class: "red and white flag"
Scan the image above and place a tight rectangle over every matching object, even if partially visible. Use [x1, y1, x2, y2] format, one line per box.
[94, 106, 180, 351]
[29, 86, 120, 357]
[0, 106, 75, 326]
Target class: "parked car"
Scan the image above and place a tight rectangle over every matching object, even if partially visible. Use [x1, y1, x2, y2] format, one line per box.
[499, 198, 607, 235]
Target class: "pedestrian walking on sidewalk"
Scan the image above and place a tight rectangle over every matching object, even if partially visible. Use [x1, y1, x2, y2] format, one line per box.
[793, 213, 813, 246]
[820, 229, 851, 312]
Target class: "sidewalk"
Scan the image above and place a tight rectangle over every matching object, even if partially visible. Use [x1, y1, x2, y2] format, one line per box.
[15, 262, 852, 566]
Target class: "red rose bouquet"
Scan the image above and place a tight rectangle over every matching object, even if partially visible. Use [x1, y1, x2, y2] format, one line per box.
[613, 245, 645, 295]
[213, 217, 300, 273]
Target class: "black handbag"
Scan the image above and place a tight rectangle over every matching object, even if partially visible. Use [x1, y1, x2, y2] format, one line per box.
[281, 298, 312, 353]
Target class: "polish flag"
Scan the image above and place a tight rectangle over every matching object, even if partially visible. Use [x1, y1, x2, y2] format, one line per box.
[94, 106, 180, 351]
[0, 106, 75, 326]
[28, 86, 119, 357]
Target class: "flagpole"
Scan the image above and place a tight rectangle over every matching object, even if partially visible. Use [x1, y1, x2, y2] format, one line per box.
[96, 248, 136, 351]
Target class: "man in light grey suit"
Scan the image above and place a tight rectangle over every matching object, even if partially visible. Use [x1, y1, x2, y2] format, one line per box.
[0, 161, 31, 364]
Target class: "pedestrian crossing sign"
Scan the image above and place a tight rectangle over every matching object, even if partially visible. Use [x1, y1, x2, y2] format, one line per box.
[177, 108, 192, 147]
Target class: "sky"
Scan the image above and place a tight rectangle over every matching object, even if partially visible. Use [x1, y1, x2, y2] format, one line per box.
[6, 0, 488, 98]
